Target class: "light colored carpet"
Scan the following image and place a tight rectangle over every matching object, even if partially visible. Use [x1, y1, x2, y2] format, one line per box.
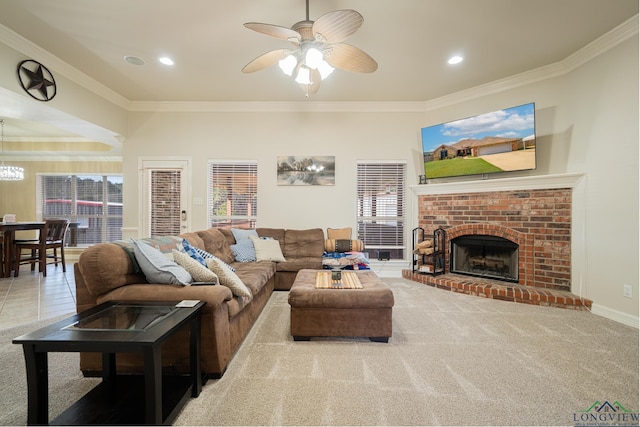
[174, 278, 638, 426]
[0, 278, 637, 426]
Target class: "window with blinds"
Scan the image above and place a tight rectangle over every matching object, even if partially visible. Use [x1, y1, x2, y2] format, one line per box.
[37, 174, 123, 246]
[208, 161, 258, 228]
[356, 162, 406, 260]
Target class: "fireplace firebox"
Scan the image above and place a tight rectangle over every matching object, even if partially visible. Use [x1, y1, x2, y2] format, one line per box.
[450, 235, 518, 282]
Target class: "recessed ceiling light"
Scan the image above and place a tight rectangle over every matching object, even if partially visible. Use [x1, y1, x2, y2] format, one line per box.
[159, 57, 174, 66]
[124, 55, 145, 65]
[448, 55, 464, 65]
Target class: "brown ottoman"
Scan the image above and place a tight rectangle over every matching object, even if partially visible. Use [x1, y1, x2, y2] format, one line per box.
[288, 269, 394, 342]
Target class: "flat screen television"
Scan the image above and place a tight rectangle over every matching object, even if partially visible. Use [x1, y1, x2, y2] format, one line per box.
[421, 102, 536, 180]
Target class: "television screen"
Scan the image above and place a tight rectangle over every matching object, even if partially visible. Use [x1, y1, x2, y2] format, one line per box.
[421, 102, 536, 179]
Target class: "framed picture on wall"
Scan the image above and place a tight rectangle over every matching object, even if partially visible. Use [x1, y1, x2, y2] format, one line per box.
[277, 156, 335, 186]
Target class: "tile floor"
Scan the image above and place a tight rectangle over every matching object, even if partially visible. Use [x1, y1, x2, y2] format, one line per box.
[0, 263, 76, 330]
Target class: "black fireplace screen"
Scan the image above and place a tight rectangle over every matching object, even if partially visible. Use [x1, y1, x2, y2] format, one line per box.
[450, 235, 518, 282]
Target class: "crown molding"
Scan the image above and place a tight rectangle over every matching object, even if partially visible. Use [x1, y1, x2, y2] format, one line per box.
[421, 14, 638, 112]
[1, 14, 637, 114]
[0, 24, 130, 109]
[0, 154, 122, 162]
[126, 101, 428, 113]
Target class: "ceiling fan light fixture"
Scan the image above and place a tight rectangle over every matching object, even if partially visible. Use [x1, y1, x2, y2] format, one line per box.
[242, 1, 376, 95]
[305, 47, 323, 69]
[278, 55, 298, 76]
[317, 60, 334, 79]
[295, 66, 312, 85]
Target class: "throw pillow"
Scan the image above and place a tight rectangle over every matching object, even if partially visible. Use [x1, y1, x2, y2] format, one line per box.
[206, 257, 252, 299]
[172, 250, 219, 284]
[327, 227, 352, 240]
[131, 239, 192, 285]
[230, 238, 256, 262]
[181, 239, 207, 267]
[193, 246, 237, 272]
[231, 228, 258, 242]
[249, 235, 286, 262]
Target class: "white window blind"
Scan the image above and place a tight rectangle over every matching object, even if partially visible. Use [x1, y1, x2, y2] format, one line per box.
[356, 162, 406, 260]
[37, 174, 123, 246]
[208, 161, 258, 228]
[148, 170, 182, 236]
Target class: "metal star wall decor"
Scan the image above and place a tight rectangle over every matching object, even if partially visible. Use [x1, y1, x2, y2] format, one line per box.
[17, 59, 57, 102]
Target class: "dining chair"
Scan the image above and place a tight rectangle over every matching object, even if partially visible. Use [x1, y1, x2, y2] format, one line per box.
[13, 219, 70, 277]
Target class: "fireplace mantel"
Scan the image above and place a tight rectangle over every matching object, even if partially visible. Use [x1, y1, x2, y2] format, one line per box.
[411, 173, 585, 195]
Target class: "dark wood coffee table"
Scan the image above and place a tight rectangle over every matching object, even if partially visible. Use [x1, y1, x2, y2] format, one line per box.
[13, 300, 205, 425]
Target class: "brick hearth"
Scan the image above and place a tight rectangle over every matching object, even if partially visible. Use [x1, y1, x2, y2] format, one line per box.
[402, 270, 592, 310]
[405, 179, 592, 310]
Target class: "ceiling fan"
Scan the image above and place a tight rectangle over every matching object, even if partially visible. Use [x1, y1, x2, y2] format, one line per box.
[241, 0, 378, 96]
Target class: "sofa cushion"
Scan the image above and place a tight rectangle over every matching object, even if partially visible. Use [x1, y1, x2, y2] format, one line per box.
[275, 257, 323, 272]
[181, 239, 207, 266]
[231, 228, 258, 242]
[217, 227, 237, 246]
[190, 246, 236, 272]
[256, 228, 286, 247]
[132, 239, 192, 285]
[78, 243, 146, 297]
[179, 232, 206, 251]
[230, 239, 257, 262]
[173, 250, 219, 284]
[250, 235, 286, 262]
[206, 257, 252, 299]
[283, 228, 325, 258]
[324, 239, 365, 252]
[196, 228, 236, 265]
[233, 260, 276, 295]
[327, 227, 351, 240]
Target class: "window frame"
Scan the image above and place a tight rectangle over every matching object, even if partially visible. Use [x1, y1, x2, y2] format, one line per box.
[36, 173, 123, 246]
[356, 161, 407, 261]
[208, 160, 258, 229]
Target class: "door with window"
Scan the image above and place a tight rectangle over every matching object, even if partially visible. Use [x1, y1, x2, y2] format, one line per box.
[140, 160, 189, 238]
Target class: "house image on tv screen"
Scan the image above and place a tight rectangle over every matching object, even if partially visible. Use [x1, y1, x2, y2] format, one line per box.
[421, 102, 536, 179]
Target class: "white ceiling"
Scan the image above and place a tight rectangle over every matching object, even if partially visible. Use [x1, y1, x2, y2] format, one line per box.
[0, 0, 637, 144]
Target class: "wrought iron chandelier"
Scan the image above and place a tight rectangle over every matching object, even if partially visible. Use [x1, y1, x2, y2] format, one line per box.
[0, 119, 25, 181]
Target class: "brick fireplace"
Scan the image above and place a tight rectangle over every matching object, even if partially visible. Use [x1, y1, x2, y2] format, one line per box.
[403, 174, 591, 310]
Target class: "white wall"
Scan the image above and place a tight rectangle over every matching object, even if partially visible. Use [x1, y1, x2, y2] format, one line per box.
[561, 37, 639, 324]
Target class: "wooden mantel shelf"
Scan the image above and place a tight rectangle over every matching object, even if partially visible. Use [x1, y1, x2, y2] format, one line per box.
[410, 172, 586, 195]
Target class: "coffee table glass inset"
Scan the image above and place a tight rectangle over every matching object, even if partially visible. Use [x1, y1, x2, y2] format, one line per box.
[13, 300, 205, 425]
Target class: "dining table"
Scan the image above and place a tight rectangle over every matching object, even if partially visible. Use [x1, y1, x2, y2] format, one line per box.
[0, 221, 45, 278]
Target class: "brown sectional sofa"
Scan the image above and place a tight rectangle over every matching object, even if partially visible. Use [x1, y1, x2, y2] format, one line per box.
[74, 226, 325, 378]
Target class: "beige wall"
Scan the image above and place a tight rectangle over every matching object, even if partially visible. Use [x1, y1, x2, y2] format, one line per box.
[0, 160, 122, 224]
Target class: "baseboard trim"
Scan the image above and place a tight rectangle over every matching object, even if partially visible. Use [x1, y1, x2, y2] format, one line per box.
[591, 303, 639, 329]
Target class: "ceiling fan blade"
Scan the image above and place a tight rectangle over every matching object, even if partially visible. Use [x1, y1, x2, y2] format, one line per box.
[324, 43, 378, 73]
[241, 49, 289, 73]
[244, 22, 301, 43]
[312, 9, 363, 43]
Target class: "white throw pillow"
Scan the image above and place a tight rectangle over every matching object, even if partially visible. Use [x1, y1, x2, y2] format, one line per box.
[132, 239, 192, 285]
[206, 257, 252, 299]
[172, 250, 219, 284]
[249, 235, 286, 262]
